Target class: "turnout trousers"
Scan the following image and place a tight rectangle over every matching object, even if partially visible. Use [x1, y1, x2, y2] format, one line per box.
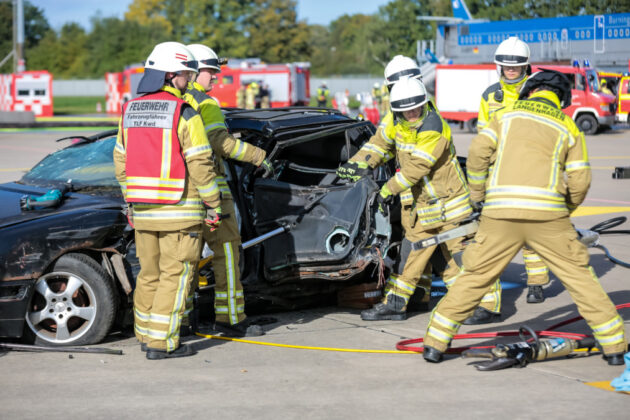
[202, 197, 246, 325]
[424, 216, 627, 355]
[134, 226, 202, 351]
[383, 214, 501, 313]
[522, 247, 550, 286]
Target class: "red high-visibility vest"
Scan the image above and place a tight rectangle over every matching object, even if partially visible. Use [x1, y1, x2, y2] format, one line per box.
[122, 90, 187, 204]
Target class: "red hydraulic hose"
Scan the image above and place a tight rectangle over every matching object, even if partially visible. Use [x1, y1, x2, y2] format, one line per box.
[396, 303, 630, 353]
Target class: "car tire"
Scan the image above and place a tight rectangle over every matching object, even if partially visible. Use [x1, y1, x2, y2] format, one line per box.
[24, 253, 118, 346]
[576, 114, 598, 135]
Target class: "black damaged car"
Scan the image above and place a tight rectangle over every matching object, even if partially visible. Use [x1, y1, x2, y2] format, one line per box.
[0, 108, 405, 346]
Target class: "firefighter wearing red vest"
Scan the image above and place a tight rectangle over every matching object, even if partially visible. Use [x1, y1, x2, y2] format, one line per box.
[471, 37, 549, 323]
[422, 70, 626, 365]
[114, 42, 222, 359]
[184, 44, 273, 337]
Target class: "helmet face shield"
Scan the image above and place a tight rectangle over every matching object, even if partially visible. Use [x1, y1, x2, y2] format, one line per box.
[389, 77, 429, 113]
[495, 54, 529, 66]
[386, 67, 422, 86]
[384, 55, 422, 87]
[181, 60, 198, 72]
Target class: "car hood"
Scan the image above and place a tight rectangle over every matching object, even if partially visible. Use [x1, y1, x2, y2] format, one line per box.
[0, 182, 123, 229]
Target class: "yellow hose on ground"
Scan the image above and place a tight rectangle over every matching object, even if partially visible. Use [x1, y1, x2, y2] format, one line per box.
[194, 332, 418, 354]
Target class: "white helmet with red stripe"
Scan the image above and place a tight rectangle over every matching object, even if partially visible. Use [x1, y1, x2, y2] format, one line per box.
[145, 42, 198, 73]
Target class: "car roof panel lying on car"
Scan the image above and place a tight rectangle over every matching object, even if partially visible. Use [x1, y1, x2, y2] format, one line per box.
[223, 107, 355, 138]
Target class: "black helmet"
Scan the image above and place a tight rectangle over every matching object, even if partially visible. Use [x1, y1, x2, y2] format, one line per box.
[518, 69, 572, 108]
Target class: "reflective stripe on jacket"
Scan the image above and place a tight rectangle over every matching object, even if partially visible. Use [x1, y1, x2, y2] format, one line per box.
[351, 104, 472, 230]
[468, 90, 590, 220]
[122, 90, 186, 204]
[114, 85, 221, 231]
[184, 82, 266, 185]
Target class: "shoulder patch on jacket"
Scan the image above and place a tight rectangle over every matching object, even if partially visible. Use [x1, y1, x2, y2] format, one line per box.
[182, 104, 198, 121]
[418, 109, 443, 133]
[482, 82, 502, 101]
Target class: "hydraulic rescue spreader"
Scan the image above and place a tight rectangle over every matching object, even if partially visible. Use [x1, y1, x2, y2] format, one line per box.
[461, 326, 597, 371]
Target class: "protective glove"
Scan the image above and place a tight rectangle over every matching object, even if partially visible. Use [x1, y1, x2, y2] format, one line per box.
[204, 204, 222, 232]
[336, 160, 370, 181]
[123, 204, 134, 228]
[377, 184, 394, 218]
[257, 159, 275, 178]
[471, 201, 484, 212]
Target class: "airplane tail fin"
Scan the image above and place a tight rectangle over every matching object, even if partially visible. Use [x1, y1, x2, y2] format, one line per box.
[451, 0, 473, 21]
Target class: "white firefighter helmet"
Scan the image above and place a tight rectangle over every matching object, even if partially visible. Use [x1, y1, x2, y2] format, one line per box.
[494, 36, 530, 67]
[384, 55, 422, 87]
[187, 44, 221, 71]
[494, 37, 530, 83]
[389, 77, 428, 112]
[138, 42, 198, 93]
[145, 42, 198, 73]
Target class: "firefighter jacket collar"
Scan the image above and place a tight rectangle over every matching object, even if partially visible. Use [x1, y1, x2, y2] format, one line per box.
[526, 90, 561, 108]
[188, 81, 207, 94]
[160, 85, 184, 99]
[500, 77, 526, 95]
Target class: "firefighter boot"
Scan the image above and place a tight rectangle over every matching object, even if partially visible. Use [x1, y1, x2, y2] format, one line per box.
[526, 285, 545, 304]
[146, 344, 197, 360]
[213, 319, 264, 337]
[360, 295, 407, 321]
[603, 353, 625, 366]
[463, 307, 501, 325]
[423, 346, 444, 363]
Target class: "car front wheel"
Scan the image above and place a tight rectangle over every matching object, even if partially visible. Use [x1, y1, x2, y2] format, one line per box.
[24, 253, 118, 346]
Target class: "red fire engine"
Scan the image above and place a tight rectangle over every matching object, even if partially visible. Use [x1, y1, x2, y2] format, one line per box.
[106, 60, 310, 113]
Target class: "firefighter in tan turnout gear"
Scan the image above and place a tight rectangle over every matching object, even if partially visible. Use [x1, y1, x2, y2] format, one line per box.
[337, 56, 500, 320]
[422, 69, 627, 366]
[339, 76, 476, 321]
[473, 36, 551, 316]
[184, 43, 273, 337]
[114, 42, 222, 359]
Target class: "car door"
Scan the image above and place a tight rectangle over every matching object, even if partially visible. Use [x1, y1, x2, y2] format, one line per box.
[250, 122, 380, 277]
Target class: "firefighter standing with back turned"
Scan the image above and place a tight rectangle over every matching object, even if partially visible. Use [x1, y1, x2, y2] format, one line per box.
[473, 37, 551, 318]
[113, 42, 222, 359]
[422, 69, 627, 365]
[184, 43, 273, 337]
[337, 56, 500, 320]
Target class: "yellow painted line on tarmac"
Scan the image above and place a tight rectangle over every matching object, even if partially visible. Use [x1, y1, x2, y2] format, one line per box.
[572, 206, 630, 217]
[0, 167, 29, 172]
[585, 381, 630, 395]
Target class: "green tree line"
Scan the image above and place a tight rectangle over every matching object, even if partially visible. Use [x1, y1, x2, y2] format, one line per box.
[1, 0, 629, 78]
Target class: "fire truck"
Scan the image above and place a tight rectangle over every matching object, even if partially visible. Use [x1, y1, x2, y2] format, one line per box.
[434, 63, 616, 134]
[106, 60, 310, 113]
[0, 70, 53, 117]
